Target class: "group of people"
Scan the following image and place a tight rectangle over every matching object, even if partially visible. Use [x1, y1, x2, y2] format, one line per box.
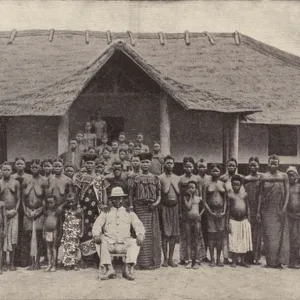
[0, 127, 299, 281]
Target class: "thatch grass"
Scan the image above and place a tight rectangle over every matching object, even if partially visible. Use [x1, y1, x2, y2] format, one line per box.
[1, 30, 299, 123]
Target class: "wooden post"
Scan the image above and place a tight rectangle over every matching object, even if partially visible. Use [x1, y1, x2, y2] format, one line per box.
[228, 114, 240, 161]
[222, 114, 229, 167]
[160, 93, 171, 155]
[58, 112, 69, 156]
[297, 126, 300, 164]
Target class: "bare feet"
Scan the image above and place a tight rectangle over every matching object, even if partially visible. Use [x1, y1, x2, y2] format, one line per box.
[33, 263, 40, 270]
[209, 259, 216, 267]
[223, 258, 230, 265]
[9, 266, 17, 271]
[240, 261, 250, 268]
[74, 265, 80, 271]
[202, 257, 210, 263]
[45, 265, 52, 272]
[288, 264, 300, 269]
[0, 269, 2, 275]
[179, 260, 186, 265]
[185, 261, 192, 269]
[254, 261, 261, 265]
[216, 261, 224, 267]
[50, 266, 57, 272]
[162, 259, 168, 267]
[192, 262, 200, 269]
[168, 259, 178, 268]
[230, 263, 237, 268]
[26, 265, 34, 271]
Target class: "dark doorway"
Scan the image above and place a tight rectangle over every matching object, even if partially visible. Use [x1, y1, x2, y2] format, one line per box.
[103, 117, 125, 143]
[0, 119, 7, 163]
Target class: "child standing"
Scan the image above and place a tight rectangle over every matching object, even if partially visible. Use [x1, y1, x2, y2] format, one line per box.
[97, 134, 111, 160]
[0, 199, 7, 274]
[101, 147, 113, 175]
[118, 132, 128, 150]
[119, 148, 131, 172]
[110, 140, 120, 162]
[127, 141, 135, 161]
[183, 181, 206, 269]
[60, 193, 83, 271]
[227, 174, 252, 268]
[43, 196, 59, 272]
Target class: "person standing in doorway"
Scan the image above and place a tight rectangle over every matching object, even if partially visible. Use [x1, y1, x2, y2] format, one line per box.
[136, 133, 149, 153]
[91, 110, 107, 146]
[83, 122, 97, 150]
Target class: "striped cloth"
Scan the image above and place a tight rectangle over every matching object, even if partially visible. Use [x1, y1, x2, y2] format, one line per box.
[135, 203, 161, 269]
[228, 218, 252, 253]
[261, 180, 290, 267]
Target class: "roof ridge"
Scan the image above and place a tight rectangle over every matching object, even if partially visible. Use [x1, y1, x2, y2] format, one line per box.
[240, 33, 300, 70]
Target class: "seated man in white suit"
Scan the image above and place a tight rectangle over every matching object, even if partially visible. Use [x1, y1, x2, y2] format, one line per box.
[92, 187, 145, 281]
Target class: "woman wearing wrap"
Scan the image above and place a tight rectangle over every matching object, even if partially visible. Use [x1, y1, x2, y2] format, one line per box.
[74, 153, 107, 268]
[257, 154, 290, 268]
[129, 152, 161, 270]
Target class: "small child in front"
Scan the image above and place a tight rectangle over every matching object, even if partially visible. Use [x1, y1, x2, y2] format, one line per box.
[227, 174, 252, 268]
[60, 193, 83, 271]
[183, 181, 206, 269]
[43, 196, 59, 272]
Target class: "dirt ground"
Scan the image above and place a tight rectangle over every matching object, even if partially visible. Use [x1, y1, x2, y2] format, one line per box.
[1, 245, 300, 300]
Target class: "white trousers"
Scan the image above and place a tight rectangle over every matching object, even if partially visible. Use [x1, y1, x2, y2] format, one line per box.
[96, 237, 140, 265]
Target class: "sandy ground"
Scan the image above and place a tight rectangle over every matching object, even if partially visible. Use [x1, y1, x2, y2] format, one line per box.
[1, 246, 300, 300]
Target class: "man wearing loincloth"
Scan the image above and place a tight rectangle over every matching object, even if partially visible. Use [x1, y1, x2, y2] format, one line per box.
[158, 155, 180, 268]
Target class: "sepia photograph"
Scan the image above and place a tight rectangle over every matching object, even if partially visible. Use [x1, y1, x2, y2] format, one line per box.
[1, 1, 300, 299]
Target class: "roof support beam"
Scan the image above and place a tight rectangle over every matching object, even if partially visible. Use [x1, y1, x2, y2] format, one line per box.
[222, 115, 229, 167]
[58, 112, 69, 156]
[160, 93, 171, 156]
[228, 114, 240, 163]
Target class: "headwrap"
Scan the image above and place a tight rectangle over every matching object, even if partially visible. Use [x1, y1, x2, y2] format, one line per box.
[286, 166, 299, 177]
[139, 152, 153, 161]
[82, 153, 98, 162]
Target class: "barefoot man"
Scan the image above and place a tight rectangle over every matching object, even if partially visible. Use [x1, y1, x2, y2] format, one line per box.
[159, 155, 180, 268]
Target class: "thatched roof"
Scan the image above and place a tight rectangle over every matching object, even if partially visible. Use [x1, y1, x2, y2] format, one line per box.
[1, 30, 300, 123]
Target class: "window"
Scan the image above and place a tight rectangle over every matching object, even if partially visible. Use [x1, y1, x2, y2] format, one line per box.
[268, 125, 297, 156]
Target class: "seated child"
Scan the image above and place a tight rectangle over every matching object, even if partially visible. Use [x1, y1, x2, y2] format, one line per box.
[43, 196, 59, 272]
[227, 174, 252, 268]
[0, 200, 7, 274]
[60, 193, 83, 271]
[183, 181, 206, 269]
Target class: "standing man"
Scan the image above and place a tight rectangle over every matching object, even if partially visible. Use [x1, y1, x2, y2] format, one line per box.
[158, 155, 180, 267]
[59, 138, 82, 171]
[92, 110, 107, 146]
